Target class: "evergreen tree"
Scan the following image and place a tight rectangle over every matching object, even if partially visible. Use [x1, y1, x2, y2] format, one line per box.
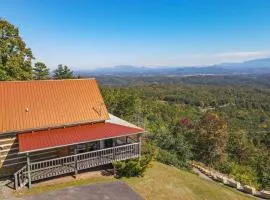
[53, 64, 73, 79]
[33, 62, 50, 80]
[0, 19, 34, 80]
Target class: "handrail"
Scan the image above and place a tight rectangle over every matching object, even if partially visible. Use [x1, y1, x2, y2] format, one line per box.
[14, 165, 27, 176]
[14, 165, 28, 190]
[14, 142, 140, 190]
[30, 142, 139, 166]
[72, 142, 139, 157]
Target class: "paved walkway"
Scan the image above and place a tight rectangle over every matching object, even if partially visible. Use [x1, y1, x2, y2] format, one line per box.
[25, 182, 143, 200]
[0, 179, 23, 200]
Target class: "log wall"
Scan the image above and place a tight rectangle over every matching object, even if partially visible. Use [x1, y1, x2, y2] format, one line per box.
[0, 133, 58, 177]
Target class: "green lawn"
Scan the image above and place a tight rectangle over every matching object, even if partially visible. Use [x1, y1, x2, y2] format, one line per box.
[123, 162, 254, 200]
[15, 162, 255, 200]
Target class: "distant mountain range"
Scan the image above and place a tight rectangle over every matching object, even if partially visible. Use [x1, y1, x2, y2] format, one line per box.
[76, 57, 270, 76]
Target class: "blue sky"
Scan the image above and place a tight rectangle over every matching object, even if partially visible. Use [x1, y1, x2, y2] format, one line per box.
[1, 0, 270, 69]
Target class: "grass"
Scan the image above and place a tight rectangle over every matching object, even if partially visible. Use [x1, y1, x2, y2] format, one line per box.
[123, 162, 255, 200]
[15, 162, 255, 200]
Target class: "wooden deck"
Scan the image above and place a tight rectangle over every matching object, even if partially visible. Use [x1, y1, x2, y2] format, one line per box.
[14, 142, 140, 190]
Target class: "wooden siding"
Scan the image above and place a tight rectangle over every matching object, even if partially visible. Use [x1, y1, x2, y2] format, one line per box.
[0, 133, 59, 177]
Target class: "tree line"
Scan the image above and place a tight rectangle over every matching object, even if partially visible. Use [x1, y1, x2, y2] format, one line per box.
[101, 84, 270, 190]
[0, 19, 74, 80]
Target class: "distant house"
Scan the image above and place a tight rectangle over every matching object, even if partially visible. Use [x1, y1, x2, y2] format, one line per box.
[0, 79, 144, 189]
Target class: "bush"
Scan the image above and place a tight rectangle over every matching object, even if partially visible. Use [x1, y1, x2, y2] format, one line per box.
[231, 162, 259, 189]
[214, 162, 232, 174]
[113, 155, 152, 178]
[141, 141, 157, 159]
[156, 148, 190, 169]
[255, 150, 270, 190]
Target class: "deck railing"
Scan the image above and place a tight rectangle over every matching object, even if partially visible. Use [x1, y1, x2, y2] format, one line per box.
[14, 165, 28, 190]
[14, 142, 140, 190]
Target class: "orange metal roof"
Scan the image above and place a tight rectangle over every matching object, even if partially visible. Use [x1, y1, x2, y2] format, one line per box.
[0, 79, 109, 133]
[18, 122, 144, 153]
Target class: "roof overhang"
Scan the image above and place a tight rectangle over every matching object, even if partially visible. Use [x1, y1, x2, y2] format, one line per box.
[18, 122, 144, 154]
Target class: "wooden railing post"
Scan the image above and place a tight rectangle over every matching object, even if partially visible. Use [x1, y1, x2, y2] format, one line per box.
[26, 153, 32, 189]
[14, 173, 18, 190]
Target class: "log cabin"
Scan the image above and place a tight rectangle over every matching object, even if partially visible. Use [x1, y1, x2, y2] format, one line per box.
[0, 79, 144, 189]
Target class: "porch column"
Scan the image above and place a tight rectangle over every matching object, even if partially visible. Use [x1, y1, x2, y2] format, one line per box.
[74, 146, 78, 176]
[26, 153, 32, 189]
[100, 140, 105, 149]
[137, 134, 142, 156]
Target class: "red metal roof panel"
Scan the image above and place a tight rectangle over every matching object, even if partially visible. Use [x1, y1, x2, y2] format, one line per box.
[18, 122, 144, 153]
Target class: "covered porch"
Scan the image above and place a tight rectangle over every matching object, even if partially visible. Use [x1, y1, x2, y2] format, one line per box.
[14, 119, 144, 190]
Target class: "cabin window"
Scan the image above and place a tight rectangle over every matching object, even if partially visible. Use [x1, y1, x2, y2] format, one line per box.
[72, 141, 100, 154]
[77, 144, 86, 153]
[87, 141, 99, 151]
[104, 139, 113, 148]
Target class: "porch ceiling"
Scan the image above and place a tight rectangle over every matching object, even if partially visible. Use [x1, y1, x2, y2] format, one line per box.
[18, 122, 144, 153]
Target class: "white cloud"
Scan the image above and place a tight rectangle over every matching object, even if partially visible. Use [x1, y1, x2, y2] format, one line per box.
[215, 51, 270, 58]
[188, 51, 270, 58]
[164, 51, 270, 67]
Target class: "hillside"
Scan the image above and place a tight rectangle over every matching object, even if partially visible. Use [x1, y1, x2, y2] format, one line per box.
[124, 162, 254, 200]
[16, 162, 254, 200]
[100, 77, 270, 191]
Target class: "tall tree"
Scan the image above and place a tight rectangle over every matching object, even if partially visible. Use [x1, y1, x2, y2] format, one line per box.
[33, 62, 50, 80]
[53, 64, 73, 79]
[228, 130, 255, 164]
[0, 19, 34, 80]
[194, 113, 229, 165]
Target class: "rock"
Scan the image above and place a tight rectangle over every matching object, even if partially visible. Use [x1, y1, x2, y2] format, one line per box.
[258, 190, 270, 199]
[222, 177, 228, 184]
[243, 185, 257, 195]
[211, 173, 218, 180]
[216, 175, 224, 182]
[226, 179, 242, 190]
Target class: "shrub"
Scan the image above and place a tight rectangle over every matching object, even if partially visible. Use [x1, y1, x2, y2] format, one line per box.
[156, 148, 189, 169]
[214, 161, 232, 174]
[141, 141, 157, 159]
[255, 150, 270, 190]
[231, 162, 259, 189]
[113, 155, 152, 178]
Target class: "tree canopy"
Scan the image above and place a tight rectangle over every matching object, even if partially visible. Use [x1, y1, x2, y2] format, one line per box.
[0, 19, 34, 80]
[53, 64, 73, 79]
[33, 62, 50, 80]
[194, 113, 229, 164]
[100, 76, 270, 189]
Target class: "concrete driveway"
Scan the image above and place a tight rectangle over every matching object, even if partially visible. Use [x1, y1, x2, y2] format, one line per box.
[25, 182, 143, 200]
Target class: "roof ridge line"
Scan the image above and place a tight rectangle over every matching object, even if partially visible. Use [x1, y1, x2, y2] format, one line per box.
[0, 78, 96, 83]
